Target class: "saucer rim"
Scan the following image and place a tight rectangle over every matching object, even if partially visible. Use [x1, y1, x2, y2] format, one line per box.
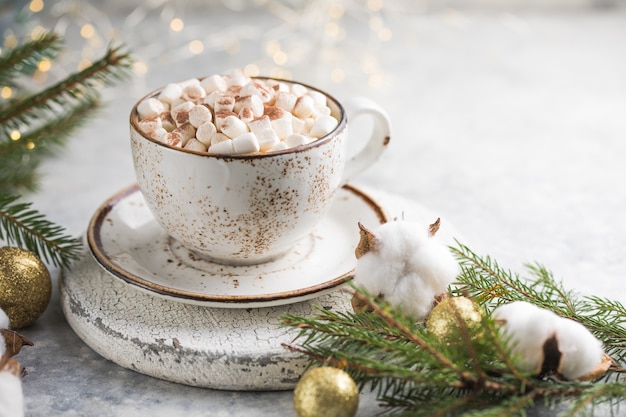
[86, 183, 388, 305]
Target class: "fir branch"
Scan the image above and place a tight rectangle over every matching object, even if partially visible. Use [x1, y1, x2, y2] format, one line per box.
[283, 265, 626, 416]
[0, 95, 101, 193]
[0, 193, 82, 268]
[0, 32, 62, 86]
[0, 42, 132, 134]
[451, 242, 626, 362]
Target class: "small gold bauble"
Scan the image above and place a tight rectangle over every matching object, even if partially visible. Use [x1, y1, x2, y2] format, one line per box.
[0, 247, 51, 329]
[294, 367, 359, 417]
[426, 296, 482, 342]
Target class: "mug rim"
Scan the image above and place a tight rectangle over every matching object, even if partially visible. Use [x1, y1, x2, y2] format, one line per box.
[129, 76, 347, 159]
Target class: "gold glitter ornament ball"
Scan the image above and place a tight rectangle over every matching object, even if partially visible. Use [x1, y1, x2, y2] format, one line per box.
[294, 367, 359, 417]
[426, 296, 483, 343]
[0, 247, 51, 329]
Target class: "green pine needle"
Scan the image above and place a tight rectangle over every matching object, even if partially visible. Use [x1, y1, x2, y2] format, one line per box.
[282, 243, 626, 416]
[0, 193, 82, 268]
[0, 32, 133, 269]
[0, 32, 63, 86]
[450, 241, 626, 362]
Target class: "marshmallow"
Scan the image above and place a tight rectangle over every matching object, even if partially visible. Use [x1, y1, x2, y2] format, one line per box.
[200, 74, 227, 94]
[177, 78, 201, 90]
[135, 72, 341, 155]
[256, 129, 280, 152]
[248, 115, 272, 134]
[137, 97, 167, 120]
[184, 138, 208, 152]
[164, 131, 182, 147]
[293, 95, 315, 119]
[219, 115, 249, 139]
[171, 101, 195, 126]
[147, 127, 168, 142]
[208, 139, 235, 154]
[240, 81, 274, 104]
[214, 110, 238, 128]
[238, 107, 255, 124]
[172, 122, 196, 146]
[227, 85, 242, 97]
[285, 133, 313, 148]
[269, 141, 289, 152]
[264, 106, 293, 139]
[291, 83, 308, 97]
[138, 116, 162, 133]
[291, 116, 305, 134]
[232, 132, 260, 154]
[225, 68, 250, 87]
[275, 91, 297, 113]
[310, 114, 338, 138]
[308, 90, 327, 107]
[204, 90, 223, 109]
[196, 121, 217, 145]
[170, 97, 186, 109]
[189, 104, 212, 128]
[210, 132, 231, 146]
[160, 111, 176, 131]
[315, 105, 332, 116]
[234, 95, 264, 117]
[158, 83, 183, 105]
[214, 95, 235, 113]
[182, 84, 207, 102]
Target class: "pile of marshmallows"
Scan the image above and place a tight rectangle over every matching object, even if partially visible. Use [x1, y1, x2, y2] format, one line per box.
[135, 69, 339, 155]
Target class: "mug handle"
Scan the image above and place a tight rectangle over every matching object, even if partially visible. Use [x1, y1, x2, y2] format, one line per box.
[340, 97, 391, 185]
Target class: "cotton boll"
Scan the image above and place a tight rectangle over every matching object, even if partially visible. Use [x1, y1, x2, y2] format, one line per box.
[0, 369, 23, 417]
[555, 317, 604, 380]
[493, 301, 559, 374]
[353, 220, 460, 320]
[0, 308, 8, 329]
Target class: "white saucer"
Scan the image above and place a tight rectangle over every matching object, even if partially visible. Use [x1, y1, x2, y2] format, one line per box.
[87, 183, 388, 308]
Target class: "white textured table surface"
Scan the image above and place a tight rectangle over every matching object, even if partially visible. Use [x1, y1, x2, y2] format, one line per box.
[3, 3, 626, 416]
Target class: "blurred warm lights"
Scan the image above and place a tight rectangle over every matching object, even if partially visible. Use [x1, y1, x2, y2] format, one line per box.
[3, 34, 17, 49]
[78, 59, 92, 71]
[367, 0, 383, 12]
[1, 87, 12, 99]
[10, 130, 21, 141]
[328, 3, 344, 19]
[330, 68, 345, 83]
[37, 58, 52, 72]
[29, 0, 44, 13]
[188, 40, 204, 54]
[80, 24, 95, 39]
[133, 61, 149, 76]
[378, 27, 392, 41]
[4, 1, 396, 90]
[170, 18, 184, 32]
[244, 64, 260, 77]
[30, 25, 47, 40]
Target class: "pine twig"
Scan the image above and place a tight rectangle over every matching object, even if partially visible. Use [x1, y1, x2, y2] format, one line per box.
[0, 193, 82, 268]
[0, 42, 132, 133]
[0, 32, 62, 86]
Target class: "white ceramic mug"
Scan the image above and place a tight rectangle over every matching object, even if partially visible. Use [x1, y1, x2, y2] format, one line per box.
[130, 77, 390, 265]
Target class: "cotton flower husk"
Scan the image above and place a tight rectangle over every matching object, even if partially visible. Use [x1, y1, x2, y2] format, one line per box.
[354, 220, 460, 320]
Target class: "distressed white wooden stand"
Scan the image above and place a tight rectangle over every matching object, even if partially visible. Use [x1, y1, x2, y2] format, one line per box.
[60, 188, 454, 390]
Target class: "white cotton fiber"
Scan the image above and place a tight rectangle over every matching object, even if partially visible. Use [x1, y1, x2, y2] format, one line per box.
[354, 220, 460, 320]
